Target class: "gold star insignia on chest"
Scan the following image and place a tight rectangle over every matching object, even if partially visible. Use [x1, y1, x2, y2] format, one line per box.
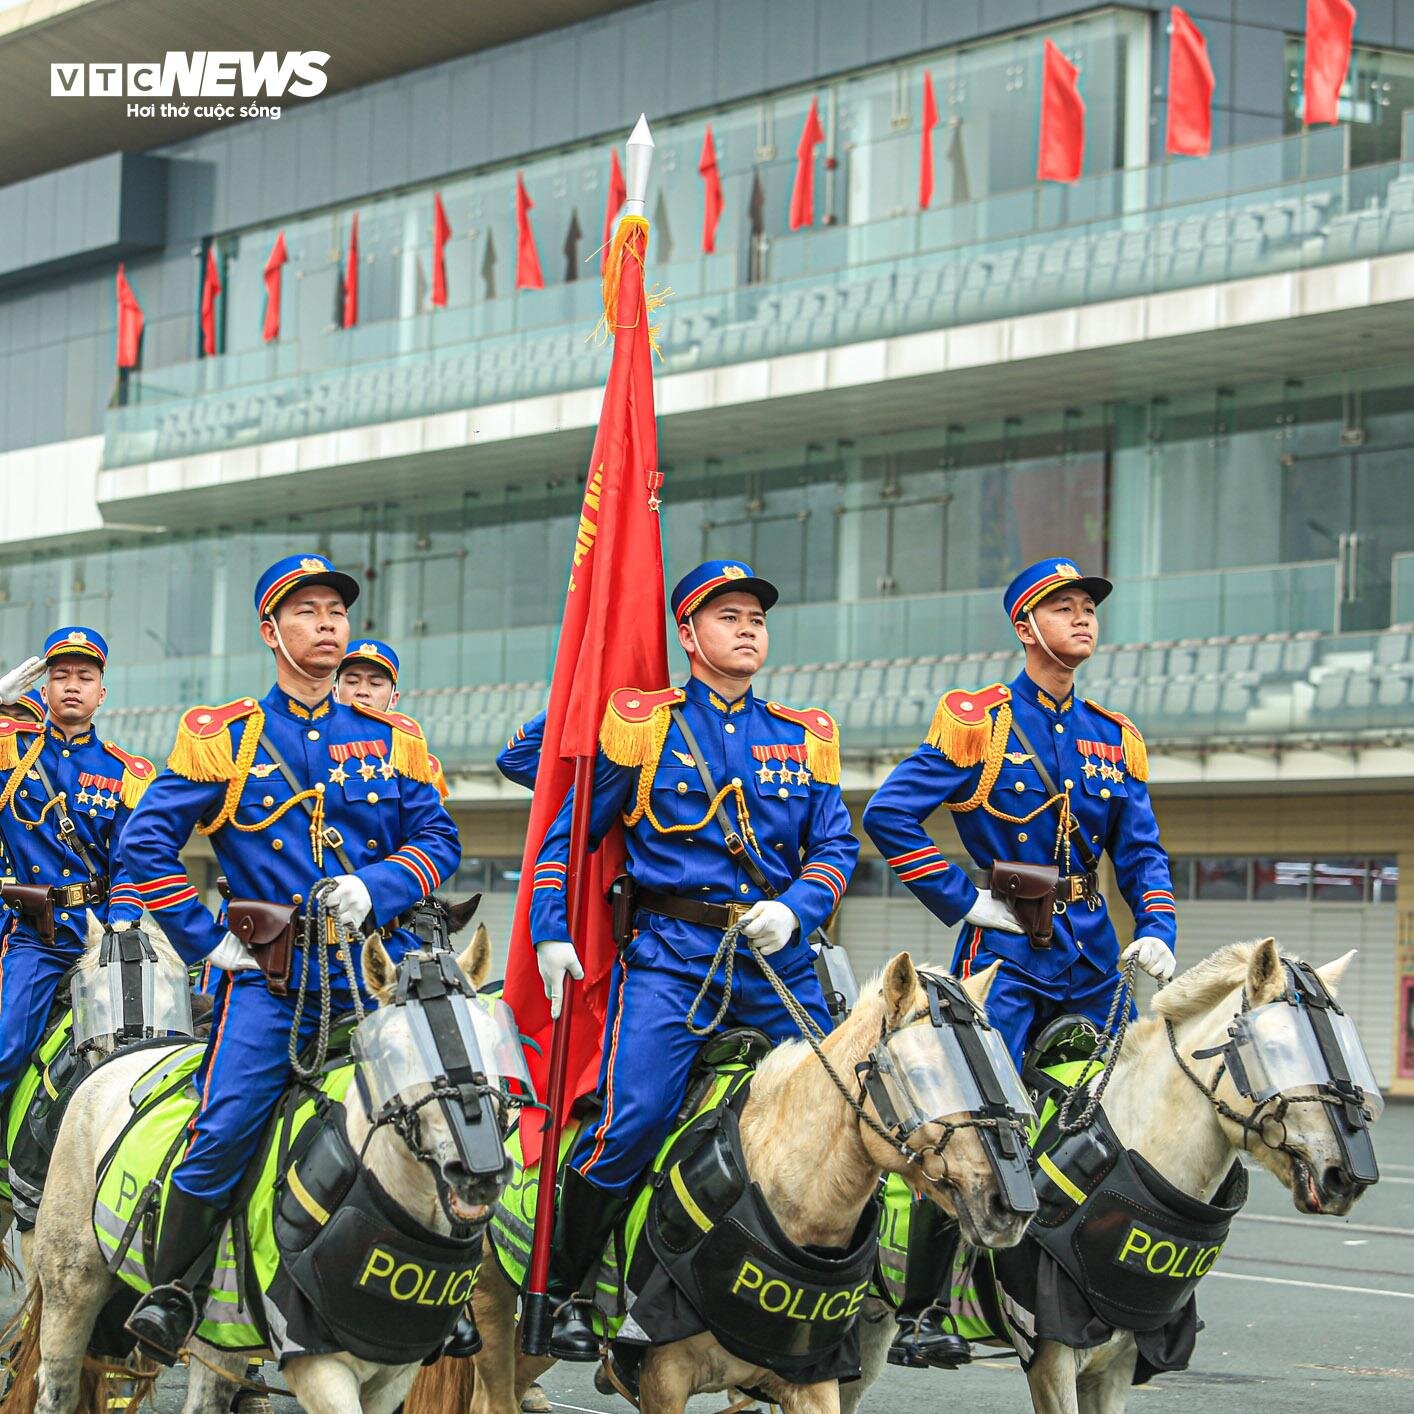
[756, 762, 776, 784]
[1082, 761, 1099, 778]
[378, 761, 395, 780]
[357, 761, 378, 781]
[75, 789, 91, 805]
[328, 764, 349, 785]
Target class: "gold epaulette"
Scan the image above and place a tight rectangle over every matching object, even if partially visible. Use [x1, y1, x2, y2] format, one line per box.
[351, 702, 436, 784]
[429, 751, 450, 801]
[927, 684, 1011, 767]
[1084, 700, 1149, 781]
[0, 713, 42, 771]
[104, 742, 157, 808]
[765, 701, 841, 785]
[599, 687, 685, 769]
[167, 699, 260, 782]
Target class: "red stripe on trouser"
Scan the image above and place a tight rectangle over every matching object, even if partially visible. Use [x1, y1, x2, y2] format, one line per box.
[961, 926, 982, 978]
[577, 959, 631, 1177]
[185, 974, 232, 1154]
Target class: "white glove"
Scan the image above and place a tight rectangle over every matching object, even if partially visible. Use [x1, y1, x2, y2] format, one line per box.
[1123, 936, 1176, 983]
[207, 932, 259, 972]
[536, 941, 584, 1019]
[741, 900, 799, 956]
[964, 893, 1025, 934]
[323, 874, 373, 932]
[0, 655, 45, 704]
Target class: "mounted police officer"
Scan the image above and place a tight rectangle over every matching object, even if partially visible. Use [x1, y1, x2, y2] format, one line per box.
[862, 558, 1177, 1369]
[0, 631, 155, 1108]
[532, 559, 859, 1361]
[118, 554, 461, 1361]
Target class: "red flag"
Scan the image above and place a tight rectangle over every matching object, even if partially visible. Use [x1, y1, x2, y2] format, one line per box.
[516, 172, 546, 290]
[342, 213, 359, 329]
[199, 246, 222, 357]
[699, 125, 724, 254]
[503, 215, 668, 1166]
[1166, 8, 1215, 156]
[262, 232, 287, 343]
[1037, 39, 1085, 184]
[788, 96, 825, 230]
[115, 263, 143, 369]
[602, 149, 626, 271]
[1305, 0, 1356, 127]
[920, 71, 939, 210]
[432, 193, 452, 308]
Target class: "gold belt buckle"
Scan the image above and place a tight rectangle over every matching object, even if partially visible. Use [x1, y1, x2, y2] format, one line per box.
[56, 884, 84, 906]
[727, 901, 753, 927]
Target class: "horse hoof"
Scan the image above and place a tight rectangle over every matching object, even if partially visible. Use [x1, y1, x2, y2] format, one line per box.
[521, 1383, 552, 1413]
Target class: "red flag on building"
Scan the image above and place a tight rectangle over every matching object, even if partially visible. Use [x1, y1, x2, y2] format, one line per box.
[1037, 39, 1085, 183]
[920, 71, 939, 210]
[503, 213, 669, 1167]
[1305, 0, 1356, 127]
[602, 149, 626, 270]
[788, 96, 825, 230]
[432, 193, 452, 308]
[342, 213, 360, 329]
[115, 263, 143, 369]
[199, 246, 222, 357]
[262, 232, 287, 343]
[516, 172, 546, 290]
[1166, 8, 1215, 156]
[699, 125, 724, 254]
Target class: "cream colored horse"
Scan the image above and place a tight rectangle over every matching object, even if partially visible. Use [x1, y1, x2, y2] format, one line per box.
[12, 927, 498, 1414]
[845, 938, 1379, 1414]
[413, 951, 1032, 1414]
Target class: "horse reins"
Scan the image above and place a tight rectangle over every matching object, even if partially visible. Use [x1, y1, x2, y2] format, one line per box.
[1055, 955, 1140, 1134]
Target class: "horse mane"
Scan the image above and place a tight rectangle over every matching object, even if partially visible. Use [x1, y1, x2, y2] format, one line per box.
[1150, 940, 1264, 1023]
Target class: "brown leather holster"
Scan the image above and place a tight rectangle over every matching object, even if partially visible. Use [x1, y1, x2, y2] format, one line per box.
[1, 883, 57, 945]
[225, 897, 299, 997]
[987, 861, 1060, 949]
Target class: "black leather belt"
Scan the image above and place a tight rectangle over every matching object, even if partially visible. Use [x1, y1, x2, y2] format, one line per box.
[53, 879, 107, 908]
[636, 888, 755, 931]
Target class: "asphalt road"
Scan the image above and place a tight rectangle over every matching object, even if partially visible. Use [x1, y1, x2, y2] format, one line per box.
[5, 1102, 1411, 1412]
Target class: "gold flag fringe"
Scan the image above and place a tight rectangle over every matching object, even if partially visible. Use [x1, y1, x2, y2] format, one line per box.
[593, 214, 670, 358]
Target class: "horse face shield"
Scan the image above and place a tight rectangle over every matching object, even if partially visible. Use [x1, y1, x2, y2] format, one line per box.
[352, 951, 533, 1186]
[865, 972, 1038, 1215]
[71, 927, 193, 1051]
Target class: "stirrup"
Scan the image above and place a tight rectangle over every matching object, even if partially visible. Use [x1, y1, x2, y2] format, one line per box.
[124, 1283, 199, 1366]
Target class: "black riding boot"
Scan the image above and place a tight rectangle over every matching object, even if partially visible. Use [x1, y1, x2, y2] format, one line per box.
[546, 1167, 626, 1362]
[124, 1187, 223, 1365]
[428, 1310, 483, 1361]
[887, 1202, 971, 1370]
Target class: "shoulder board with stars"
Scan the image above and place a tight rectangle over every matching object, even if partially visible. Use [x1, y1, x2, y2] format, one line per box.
[0, 712, 42, 770]
[1083, 700, 1149, 782]
[765, 702, 840, 785]
[350, 702, 436, 784]
[104, 741, 157, 808]
[168, 698, 261, 783]
[927, 683, 1011, 767]
[600, 687, 686, 769]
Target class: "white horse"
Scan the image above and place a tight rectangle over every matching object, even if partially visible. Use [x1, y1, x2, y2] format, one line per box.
[11, 926, 504, 1414]
[844, 938, 1380, 1414]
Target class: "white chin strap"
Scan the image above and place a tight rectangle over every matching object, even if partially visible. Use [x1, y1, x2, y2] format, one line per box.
[1026, 611, 1074, 671]
[686, 616, 734, 680]
[269, 618, 335, 696]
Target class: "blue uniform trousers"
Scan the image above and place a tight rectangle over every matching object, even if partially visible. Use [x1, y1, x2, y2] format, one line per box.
[0, 928, 81, 1105]
[569, 927, 833, 1195]
[173, 942, 382, 1208]
[953, 938, 1134, 1068]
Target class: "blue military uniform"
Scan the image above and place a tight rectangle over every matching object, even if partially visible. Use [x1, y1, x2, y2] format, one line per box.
[863, 560, 1176, 1066]
[497, 710, 546, 790]
[0, 628, 155, 1104]
[118, 558, 461, 1209]
[531, 562, 858, 1195]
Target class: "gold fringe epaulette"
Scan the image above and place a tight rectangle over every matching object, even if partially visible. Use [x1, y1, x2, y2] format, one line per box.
[0, 714, 41, 771]
[430, 752, 450, 802]
[926, 684, 1011, 766]
[352, 703, 436, 784]
[1084, 701, 1149, 781]
[167, 699, 259, 781]
[765, 702, 841, 785]
[105, 742, 157, 808]
[600, 687, 684, 768]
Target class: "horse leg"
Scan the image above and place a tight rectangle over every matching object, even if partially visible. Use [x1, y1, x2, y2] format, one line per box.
[1075, 1341, 1137, 1414]
[33, 1254, 115, 1414]
[840, 1298, 894, 1414]
[359, 1362, 422, 1414]
[1026, 1340, 1081, 1414]
[282, 1353, 364, 1414]
[180, 1345, 251, 1414]
[468, 1252, 525, 1414]
[637, 1347, 697, 1414]
[777, 1381, 841, 1414]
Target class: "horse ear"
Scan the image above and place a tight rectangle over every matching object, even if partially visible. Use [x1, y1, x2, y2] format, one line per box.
[361, 935, 398, 1006]
[1316, 949, 1356, 995]
[1245, 937, 1285, 1004]
[446, 893, 482, 935]
[458, 923, 492, 990]
[882, 952, 918, 1027]
[959, 960, 1001, 1010]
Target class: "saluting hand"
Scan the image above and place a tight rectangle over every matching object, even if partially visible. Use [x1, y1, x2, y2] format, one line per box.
[0, 655, 45, 704]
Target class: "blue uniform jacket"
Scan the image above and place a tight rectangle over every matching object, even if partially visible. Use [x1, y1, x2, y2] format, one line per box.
[120, 685, 461, 966]
[862, 671, 1175, 982]
[496, 710, 545, 790]
[530, 678, 858, 960]
[0, 714, 153, 946]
